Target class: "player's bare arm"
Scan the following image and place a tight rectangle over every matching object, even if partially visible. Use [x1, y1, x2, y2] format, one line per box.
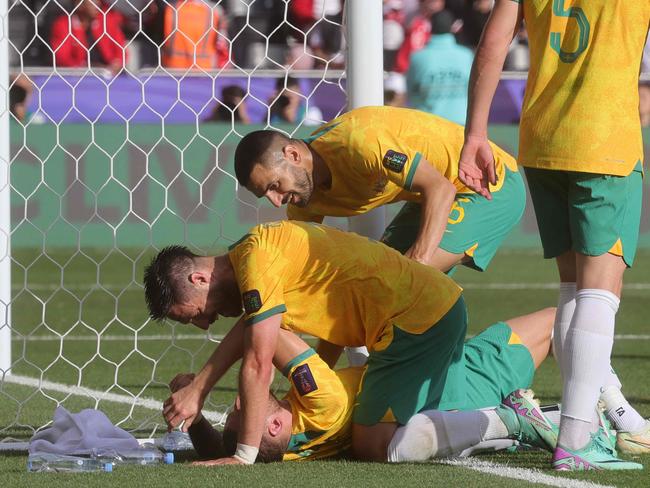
[172, 328, 312, 464]
[162, 316, 246, 432]
[405, 157, 456, 266]
[226, 314, 281, 464]
[459, 0, 521, 199]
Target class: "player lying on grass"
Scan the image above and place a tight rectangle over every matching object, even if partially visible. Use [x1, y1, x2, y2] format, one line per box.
[172, 310, 558, 464]
[144, 220, 565, 466]
[233, 106, 525, 274]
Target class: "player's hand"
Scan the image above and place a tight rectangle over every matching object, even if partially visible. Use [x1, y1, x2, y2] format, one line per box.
[458, 135, 497, 200]
[162, 382, 205, 432]
[192, 456, 246, 466]
[169, 373, 195, 393]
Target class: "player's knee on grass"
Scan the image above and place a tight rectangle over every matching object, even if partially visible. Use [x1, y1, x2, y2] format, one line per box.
[351, 423, 398, 462]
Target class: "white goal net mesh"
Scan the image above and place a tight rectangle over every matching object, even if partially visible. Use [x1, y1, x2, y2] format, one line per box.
[1, 0, 347, 443]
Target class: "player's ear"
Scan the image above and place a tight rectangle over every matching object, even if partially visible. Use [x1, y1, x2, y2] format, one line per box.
[188, 271, 209, 287]
[282, 144, 301, 166]
[268, 415, 283, 437]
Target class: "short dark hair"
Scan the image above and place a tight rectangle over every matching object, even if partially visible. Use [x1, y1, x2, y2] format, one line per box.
[430, 9, 454, 35]
[143, 245, 198, 320]
[222, 392, 285, 463]
[234, 130, 288, 187]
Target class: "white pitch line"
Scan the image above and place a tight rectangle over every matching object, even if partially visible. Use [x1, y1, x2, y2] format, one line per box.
[3, 374, 226, 424]
[442, 458, 615, 488]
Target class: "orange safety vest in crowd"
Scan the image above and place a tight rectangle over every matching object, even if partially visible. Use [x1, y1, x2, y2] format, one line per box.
[162, 0, 220, 69]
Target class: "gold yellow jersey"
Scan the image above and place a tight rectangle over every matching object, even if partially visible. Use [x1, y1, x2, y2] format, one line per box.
[287, 106, 518, 223]
[515, 0, 650, 175]
[228, 220, 462, 348]
[282, 348, 364, 461]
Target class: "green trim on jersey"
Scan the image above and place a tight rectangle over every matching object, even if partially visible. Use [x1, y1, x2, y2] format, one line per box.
[404, 152, 422, 191]
[228, 233, 252, 251]
[245, 304, 287, 326]
[287, 430, 323, 453]
[282, 348, 317, 377]
[302, 122, 340, 145]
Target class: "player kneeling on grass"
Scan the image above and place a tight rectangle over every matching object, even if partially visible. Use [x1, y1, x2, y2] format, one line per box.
[171, 314, 557, 464]
[144, 221, 557, 465]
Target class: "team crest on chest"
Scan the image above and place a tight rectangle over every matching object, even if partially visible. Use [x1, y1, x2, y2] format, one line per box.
[291, 364, 318, 395]
[382, 150, 408, 173]
[242, 289, 262, 314]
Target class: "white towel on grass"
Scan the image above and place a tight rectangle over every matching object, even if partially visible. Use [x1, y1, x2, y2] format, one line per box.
[29, 406, 140, 455]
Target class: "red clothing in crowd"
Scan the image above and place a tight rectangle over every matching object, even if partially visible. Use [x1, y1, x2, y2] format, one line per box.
[394, 14, 431, 73]
[50, 11, 127, 68]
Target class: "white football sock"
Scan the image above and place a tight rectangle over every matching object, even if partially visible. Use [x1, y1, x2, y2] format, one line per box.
[553, 284, 642, 432]
[552, 282, 576, 374]
[387, 409, 507, 462]
[601, 385, 647, 433]
[559, 289, 618, 450]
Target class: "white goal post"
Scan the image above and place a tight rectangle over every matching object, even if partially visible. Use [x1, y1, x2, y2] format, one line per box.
[1, 0, 11, 377]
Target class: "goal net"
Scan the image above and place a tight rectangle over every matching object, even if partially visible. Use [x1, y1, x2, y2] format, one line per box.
[1, 0, 351, 444]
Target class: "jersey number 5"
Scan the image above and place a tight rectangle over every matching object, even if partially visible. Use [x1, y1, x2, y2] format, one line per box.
[549, 0, 590, 63]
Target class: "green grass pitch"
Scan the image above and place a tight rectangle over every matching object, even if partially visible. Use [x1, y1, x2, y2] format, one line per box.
[1, 248, 649, 487]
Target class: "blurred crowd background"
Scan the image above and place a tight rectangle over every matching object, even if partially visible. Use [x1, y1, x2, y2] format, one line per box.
[6, 0, 650, 126]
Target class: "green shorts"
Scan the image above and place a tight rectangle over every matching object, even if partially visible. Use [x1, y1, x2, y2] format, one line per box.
[524, 163, 643, 266]
[353, 313, 535, 426]
[381, 168, 526, 271]
[353, 296, 468, 426]
[437, 322, 535, 412]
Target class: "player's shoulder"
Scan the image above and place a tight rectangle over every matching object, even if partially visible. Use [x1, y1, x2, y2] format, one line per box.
[228, 221, 296, 251]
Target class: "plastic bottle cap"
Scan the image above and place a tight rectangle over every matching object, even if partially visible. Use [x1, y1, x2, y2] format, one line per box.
[104, 462, 113, 472]
[164, 452, 174, 464]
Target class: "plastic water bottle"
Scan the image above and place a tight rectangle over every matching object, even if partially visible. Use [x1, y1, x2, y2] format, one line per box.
[27, 453, 113, 473]
[91, 447, 174, 466]
[158, 431, 195, 451]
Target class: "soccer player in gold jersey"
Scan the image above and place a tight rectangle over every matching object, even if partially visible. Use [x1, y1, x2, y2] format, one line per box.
[458, 0, 649, 470]
[167, 327, 363, 463]
[144, 221, 556, 465]
[233, 106, 525, 274]
[174, 318, 557, 464]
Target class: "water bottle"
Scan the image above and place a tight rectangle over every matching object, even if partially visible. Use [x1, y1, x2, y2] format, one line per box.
[27, 453, 113, 473]
[158, 431, 195, 451]
[91, 447, 174, 466]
